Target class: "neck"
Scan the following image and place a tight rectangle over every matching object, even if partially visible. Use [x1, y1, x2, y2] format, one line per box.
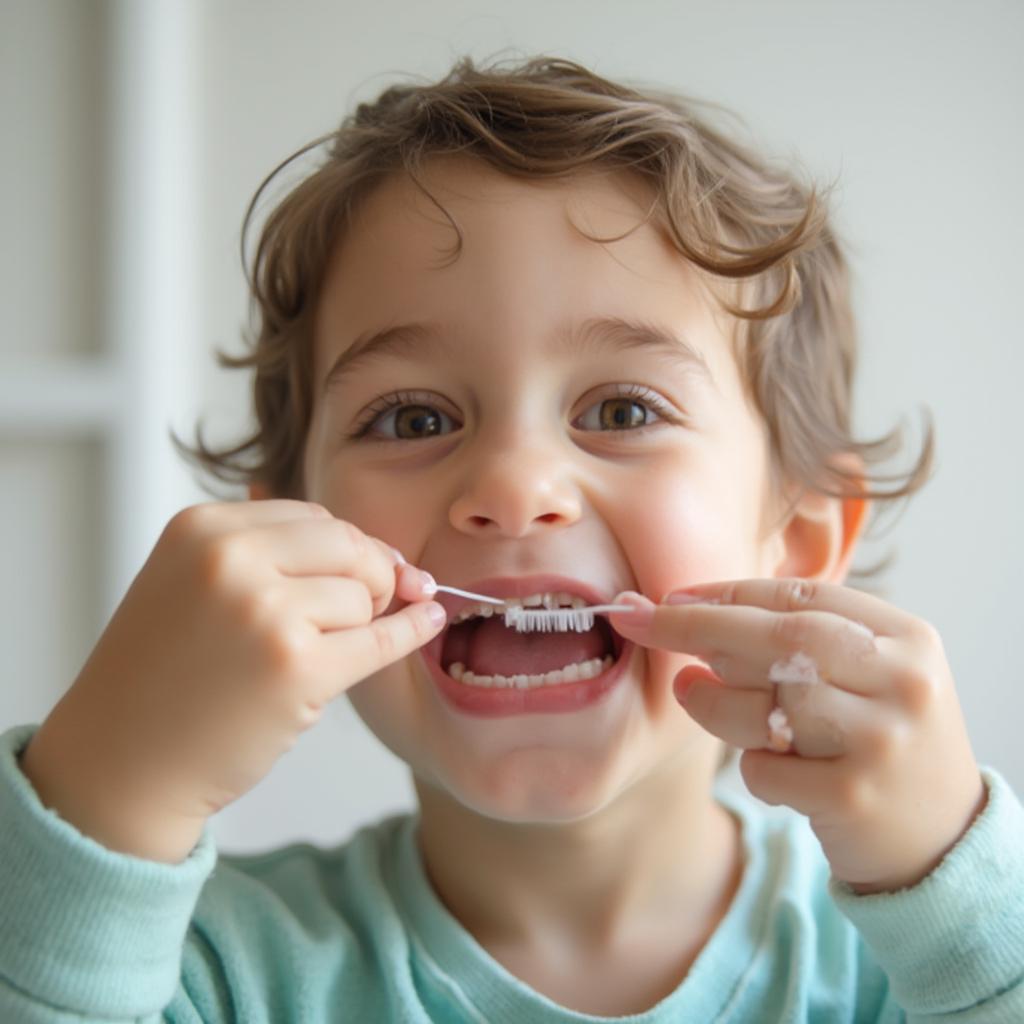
[413, 745, 741, 957]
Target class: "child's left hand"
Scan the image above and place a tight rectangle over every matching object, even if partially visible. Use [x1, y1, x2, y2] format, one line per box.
[610, 579, 987, 894]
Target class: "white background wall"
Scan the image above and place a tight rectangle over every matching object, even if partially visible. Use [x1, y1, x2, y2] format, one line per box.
[2, 0, 1021, 855]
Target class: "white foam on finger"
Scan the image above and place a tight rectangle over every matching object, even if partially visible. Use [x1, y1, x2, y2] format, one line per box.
[767, 707, 794, 751]
[768, 650, 823, 685]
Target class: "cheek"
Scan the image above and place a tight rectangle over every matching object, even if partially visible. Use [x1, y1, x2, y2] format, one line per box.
[303, 413, 408, 534]
[609, 456, 761, 717]
[617, 455, 761, 598]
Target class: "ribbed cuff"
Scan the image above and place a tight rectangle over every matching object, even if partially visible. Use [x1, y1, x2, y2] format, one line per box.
[829, 767, 1024, 1016]
[0, 724, 217, 1019]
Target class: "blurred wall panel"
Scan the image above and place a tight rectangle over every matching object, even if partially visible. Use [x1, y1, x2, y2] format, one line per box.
[1, 3, 109, 721]
[0, 0, 107, 359]
[0, 438, 104, 723]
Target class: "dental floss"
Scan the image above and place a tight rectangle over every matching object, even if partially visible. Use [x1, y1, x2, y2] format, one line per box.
[433, 585, 506, 605]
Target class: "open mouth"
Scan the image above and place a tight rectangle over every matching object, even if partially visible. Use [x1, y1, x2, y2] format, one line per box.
[420, 575, 633, 715]
[440, 610, 623, 690]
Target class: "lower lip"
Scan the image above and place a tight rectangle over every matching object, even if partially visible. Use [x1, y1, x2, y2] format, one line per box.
[419, 641, 634, 717]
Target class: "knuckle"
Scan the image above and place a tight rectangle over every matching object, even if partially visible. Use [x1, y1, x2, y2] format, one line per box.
[369, 616, 401, 666]
[769, 610, 814, 650]
[912, 617, 947, 658]
[260, 620, 313, 676]
[235, 585, 283, 629]
[845, 620, 879, 661]
[776, 578, 817, 611]
[195, 533, 249, 588]
[337, 517, 370, 555]
[163, 503, 217, 545]
[858, 719, 901, 765]
[893, 663, 941, 714]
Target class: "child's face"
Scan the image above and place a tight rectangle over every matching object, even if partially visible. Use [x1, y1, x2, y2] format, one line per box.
[303, 158, 787, 821]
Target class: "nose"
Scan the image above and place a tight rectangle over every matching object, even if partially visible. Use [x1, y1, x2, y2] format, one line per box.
[448, 438, 583, 538]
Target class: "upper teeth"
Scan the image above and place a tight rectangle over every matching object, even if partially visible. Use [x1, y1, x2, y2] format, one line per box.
[451, 591, 587, 625]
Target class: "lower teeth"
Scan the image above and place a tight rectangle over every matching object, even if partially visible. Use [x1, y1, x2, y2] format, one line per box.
[446, 655, 614, 689]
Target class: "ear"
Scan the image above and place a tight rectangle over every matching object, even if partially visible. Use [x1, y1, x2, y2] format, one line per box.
[771, 455, 870, 584]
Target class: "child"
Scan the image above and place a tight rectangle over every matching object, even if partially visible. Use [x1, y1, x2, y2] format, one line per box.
[3, 55, 1022, 1022]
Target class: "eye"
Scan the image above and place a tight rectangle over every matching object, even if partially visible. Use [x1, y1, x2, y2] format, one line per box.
[348, 391, 459, 441]
[573, 384, 677, 433]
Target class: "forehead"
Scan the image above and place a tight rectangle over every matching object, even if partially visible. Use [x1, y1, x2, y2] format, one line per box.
[313, 158, 741, 393]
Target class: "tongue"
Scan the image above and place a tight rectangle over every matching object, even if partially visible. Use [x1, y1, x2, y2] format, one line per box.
[464, 617, 606, 676]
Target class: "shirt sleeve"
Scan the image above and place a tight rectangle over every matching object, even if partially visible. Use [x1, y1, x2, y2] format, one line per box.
[0, 724, 218, 1022]
[829, 766, 1024, 1022]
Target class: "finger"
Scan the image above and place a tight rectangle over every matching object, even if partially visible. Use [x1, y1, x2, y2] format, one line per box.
[739, 748, 853, 817]
[613, 598, 897, 699]
[255, 518, 399, 611]
[376, 563, 439, 620]
[372, 540, 438, 605]
[317, 600, 447, 700]
[279, 576, 377, 631]
[666, 578, 919, 640]
[395, 562, 438, 605]
[679, 669, 858, 757]
[677, 671, 776, 750]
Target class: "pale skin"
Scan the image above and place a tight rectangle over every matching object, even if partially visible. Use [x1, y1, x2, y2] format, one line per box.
[19, 157, 984, 1016]
[19, 501, 445, 861]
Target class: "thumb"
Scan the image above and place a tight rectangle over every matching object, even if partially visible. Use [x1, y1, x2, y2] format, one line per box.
[323, 599, 447, 697]
[608, 590, 656, 643]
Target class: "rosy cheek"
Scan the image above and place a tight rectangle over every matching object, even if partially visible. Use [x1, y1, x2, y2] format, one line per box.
[614, 463, 753, 597]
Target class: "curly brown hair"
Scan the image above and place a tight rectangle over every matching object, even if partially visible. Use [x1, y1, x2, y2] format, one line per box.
[173, 54, 933, 590]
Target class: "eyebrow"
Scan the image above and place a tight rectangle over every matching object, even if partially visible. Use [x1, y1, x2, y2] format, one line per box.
[322, 315, 718, 394]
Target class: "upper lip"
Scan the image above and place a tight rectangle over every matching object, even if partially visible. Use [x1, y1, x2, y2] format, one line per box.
[434, 575, 616, 623]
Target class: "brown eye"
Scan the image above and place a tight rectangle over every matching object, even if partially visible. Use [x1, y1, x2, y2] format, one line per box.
[350, 394, 459, 441]
[394, 405, 444, 439]
[598, 397, 648, 430]
[572, 385, 680, 435]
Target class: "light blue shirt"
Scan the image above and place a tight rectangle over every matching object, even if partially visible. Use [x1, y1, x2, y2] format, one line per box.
[2, 723, 1022, 1022]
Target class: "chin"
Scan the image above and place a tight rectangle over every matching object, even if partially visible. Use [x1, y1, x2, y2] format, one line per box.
[422, 744, 639, 825]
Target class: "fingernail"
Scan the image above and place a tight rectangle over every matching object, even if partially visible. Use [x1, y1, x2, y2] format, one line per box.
[388, 545, 407, 566]
[424, 602, 446, 627]
[419, 571, 437, 596]
[611, 591, 655, 629]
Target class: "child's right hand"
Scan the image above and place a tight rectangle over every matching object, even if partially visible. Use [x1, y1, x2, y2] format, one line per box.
[18, 500, 446, 863]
